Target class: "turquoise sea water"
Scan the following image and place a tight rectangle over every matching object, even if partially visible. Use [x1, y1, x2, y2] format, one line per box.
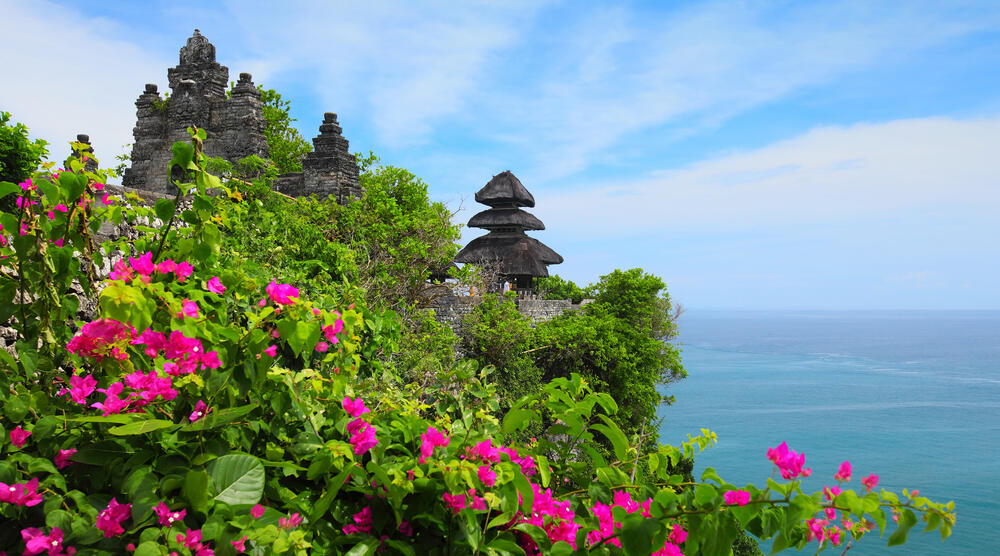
[657, 310, 1000, 555]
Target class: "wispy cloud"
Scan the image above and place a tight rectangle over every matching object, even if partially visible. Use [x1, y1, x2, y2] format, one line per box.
[539, 115, 1000, 237]
[0, 0, 170, 164]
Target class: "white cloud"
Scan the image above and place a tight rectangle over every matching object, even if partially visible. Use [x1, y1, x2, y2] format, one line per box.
[220, 0, 548, 147]
[538, 116, 1000, 238]
[481, 1, 1000, 180]
[0, 0, 170, 168]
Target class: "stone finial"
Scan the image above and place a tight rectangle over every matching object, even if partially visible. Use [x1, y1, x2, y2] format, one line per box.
[324, 112, 338, 124]
[76, 134, 90, 143]
[239, 72, 252, 82]
[144, 83, 158, 94]
[179, 29, 216, 65]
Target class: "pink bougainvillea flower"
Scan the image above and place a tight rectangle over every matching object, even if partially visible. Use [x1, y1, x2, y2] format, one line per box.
[266, 280, 299, 305]
[101, 193, 112, 205]
[110, 259, 133, 281]
[834, 461, 852, 482]
[264, 345, 277, 358]
[469, 439, 502, 463]
[189, 400, 209, 422]
[669, 524, 688, 545]
[174, 261, 194, 282]
[342, 507, 373, 535]
[54, 449, 77, 470]
[133, 329, 167, 357]
[0, 478, 43, 506]
[90, 382, 133, 416]
[200, 350, 221, 369]
[205, 276, 226, 294]
[499, 446, 537, 476]
[322, 319, 344, 343]
[766, 441, 811, 480]
[862, 473, 879, 492]
[21, 526, 72, 556]
[156, 259, 177, 274]
[251, 504, 266, 519]
[468, 488, 487, 511]
[806, 518, 828, 543]
[10, 426, 31, 448]
[823, 485, 842, 501]
[350, 423, 378, 456]
[231, 536, 248, 553]
[828, 525, 842, 545]
[418, 426, 450, 464]
[128, 252, 156, 276]
[154, 502, 187, 527]
[177, 528, 202, 549]
[314, 340, 329, 352]
[179, 299, 199, 319]
[478, 464, 496, 487]
[53, 238, 64, 247]
[278, 513, 302, 530]
[96, 498, 132, 537]
[398, 520, 414, 537]
[66, 319, 135, 362]
[342, 396, 370, 418]
[442, 492, 466, 514]
[724, 489, 751, 506]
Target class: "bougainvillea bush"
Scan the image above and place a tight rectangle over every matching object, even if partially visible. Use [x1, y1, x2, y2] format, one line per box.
[0, 132, 955, 555]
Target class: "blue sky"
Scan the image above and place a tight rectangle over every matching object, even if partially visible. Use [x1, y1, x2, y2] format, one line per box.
[3, 0, 999, 309]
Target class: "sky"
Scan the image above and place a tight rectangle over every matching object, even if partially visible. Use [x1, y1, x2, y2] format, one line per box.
[2, 0, 999, 310]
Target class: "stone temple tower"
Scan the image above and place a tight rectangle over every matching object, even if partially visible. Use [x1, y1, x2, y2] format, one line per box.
[123, 30, 269, 193]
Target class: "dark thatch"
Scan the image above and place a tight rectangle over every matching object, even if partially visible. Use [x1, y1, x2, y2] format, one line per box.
[500, 240, 549, 277]
[467, 207, 545, 231]
[454, 231, 563, 267]
[475, 170, 535, 208]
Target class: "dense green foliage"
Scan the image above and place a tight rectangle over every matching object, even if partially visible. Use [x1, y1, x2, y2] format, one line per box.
[461, 270, 684, 437]
[0, 111, 49, 185]
[537, 275, 586, 304]
[0, 114, 957, 555]
[258, 87, 313, 174]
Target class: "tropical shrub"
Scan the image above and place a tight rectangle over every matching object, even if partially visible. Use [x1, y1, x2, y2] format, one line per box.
[0, 133, 955, 555]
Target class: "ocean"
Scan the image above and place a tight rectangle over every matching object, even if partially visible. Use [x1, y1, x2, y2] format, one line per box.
[657, 310, 1000, 555]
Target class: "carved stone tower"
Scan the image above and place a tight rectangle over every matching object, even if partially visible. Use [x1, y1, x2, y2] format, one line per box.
[122, 30, 269, 193]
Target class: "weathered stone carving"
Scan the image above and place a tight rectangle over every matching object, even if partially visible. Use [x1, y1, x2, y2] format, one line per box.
[123, 30, 361, 202]
[123, 30, 269, 194]
[274, 112, 362, 203]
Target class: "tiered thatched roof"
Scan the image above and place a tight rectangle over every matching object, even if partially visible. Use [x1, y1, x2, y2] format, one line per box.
[455, 171, 562, 286]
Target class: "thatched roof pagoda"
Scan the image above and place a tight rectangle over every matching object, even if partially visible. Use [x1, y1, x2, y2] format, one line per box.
[455, 171, 563, 292]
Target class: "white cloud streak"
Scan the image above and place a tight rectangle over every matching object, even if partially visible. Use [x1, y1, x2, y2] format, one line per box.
[538, 116, 1000, 238]
[0, 0, 170, 166]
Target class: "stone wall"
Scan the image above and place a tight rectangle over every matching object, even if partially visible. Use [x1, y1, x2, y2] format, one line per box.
[427, 292, 588, 335]
[123, 30, 269, 195]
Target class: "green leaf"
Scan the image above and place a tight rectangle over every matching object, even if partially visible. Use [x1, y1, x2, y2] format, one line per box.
[345, 539, 378, 556]
[209, 454, 265, 506]
[310, 468, 352, 522]
[485, 537, 527, 556]
[73, 441, 131, 465]
[592, 415, 628, 462]
[620, 514, 660, 556]
[154, 198, 176, 221]
[183, 469, 211, 513]
[502, 408, 537, 434]
[182, 404, 257, 432]
[108, 419, 177, 436]
[536, 454, 550, 488]
[123, 467, 159, 523]
[0, 181, 19, 199]
[133, 541, 162, 556]
[888, 509, 918, 546]
[694, 484, 718, 508]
